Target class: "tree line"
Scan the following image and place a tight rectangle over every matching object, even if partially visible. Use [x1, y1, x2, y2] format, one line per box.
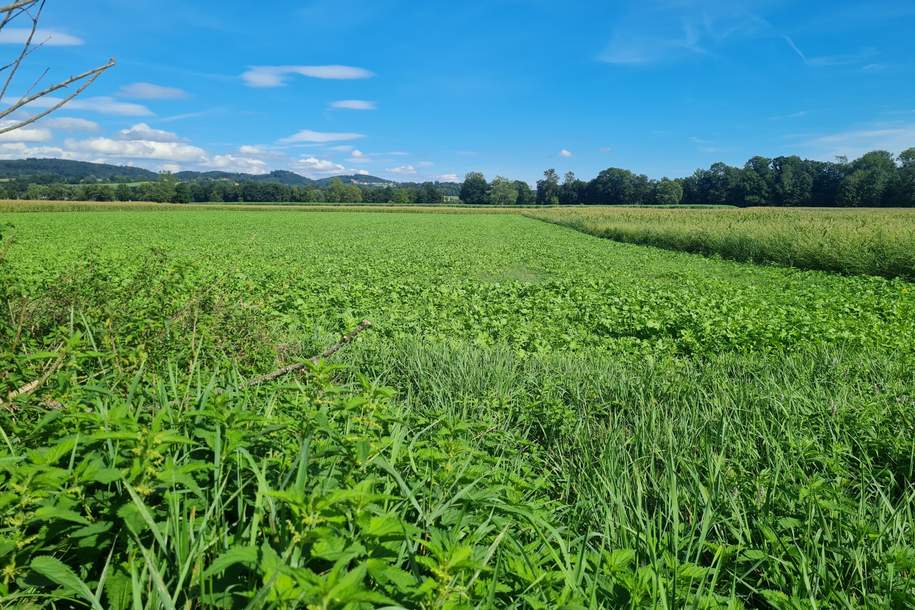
[460, 149, 915, 206]
[5, 148, 915, 206]
[4, 177, 458, 205]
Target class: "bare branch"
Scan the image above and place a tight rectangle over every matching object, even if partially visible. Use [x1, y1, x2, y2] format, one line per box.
[244, 320, 373, 387]
[0, 57, 115, 133]
[0, 0, 43, 102]
[0, 0, 41, 14]
[0, 0, 113, 135]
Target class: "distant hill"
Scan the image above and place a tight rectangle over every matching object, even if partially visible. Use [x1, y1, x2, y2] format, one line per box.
[0, 158, 158, 182]
[0, 158, 396, 187]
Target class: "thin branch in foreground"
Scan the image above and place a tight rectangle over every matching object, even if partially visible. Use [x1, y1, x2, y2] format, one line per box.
[0, 57, 115, 134]
[1, 348, 64, 411]
[244, 320, 373, 387]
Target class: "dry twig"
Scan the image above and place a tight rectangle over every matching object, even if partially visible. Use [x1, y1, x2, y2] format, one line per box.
[245, 320, 372, 387]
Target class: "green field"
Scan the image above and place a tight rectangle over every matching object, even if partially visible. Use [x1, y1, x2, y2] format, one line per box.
[1, 208, 914, 608]
[529, 206, 915, 280]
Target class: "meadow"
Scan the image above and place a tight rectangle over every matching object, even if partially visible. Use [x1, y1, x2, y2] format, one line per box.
[528, 206, 915, 280]
[0, 206, 913, 608]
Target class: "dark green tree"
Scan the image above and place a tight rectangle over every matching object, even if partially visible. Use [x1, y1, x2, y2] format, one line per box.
[536, 169, 561, 205]
[514, 181, 535, 205]
[460, 172, 488, 204]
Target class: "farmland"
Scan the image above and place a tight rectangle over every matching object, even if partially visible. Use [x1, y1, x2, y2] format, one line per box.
[528, 206, 915, 280]
[1, 207, 914, 608]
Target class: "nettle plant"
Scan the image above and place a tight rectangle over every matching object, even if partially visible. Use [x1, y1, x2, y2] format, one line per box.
[0, 361, 588, 609]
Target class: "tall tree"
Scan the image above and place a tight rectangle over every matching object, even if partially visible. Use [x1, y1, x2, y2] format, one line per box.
[488, 176, 518, 206]
[460, 172, 488, 204]
[586, 168, 638, 204]
[514, 181, 535, 205]
[895, 148, 915, 206]
[559, 171, 586, 205]
[771, 156, 813, 206]
[536, 169, 560, 205]
[653, 178, 683, 205]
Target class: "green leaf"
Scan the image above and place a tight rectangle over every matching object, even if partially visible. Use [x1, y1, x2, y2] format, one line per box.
[203, 546, 259, 578]
[30, 556, 104, 610]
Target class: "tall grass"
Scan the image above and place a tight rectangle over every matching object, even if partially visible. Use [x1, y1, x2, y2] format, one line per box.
[528, 207, 915, 280]
[346, 338, 915, 607]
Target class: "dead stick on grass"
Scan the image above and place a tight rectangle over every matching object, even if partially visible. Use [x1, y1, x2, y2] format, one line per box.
[2, 349, 65, 411]
[244, 320, 372, 388]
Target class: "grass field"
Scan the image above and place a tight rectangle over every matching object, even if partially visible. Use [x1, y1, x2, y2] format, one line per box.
[1, 207, 914, 608]
[528, 206, 915, 280]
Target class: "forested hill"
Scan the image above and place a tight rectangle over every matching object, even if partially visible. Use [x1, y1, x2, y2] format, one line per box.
[0, 158, 392, 186]
[0, 159, 158, 182]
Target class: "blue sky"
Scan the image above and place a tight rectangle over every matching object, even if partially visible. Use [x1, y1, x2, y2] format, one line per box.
[1, 0, 914, 183]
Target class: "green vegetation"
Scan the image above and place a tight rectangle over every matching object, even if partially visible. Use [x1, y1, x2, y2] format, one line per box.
[528, 206, 915, 280]
[1, 209, 914, 608]
[4, 147, 915, 208]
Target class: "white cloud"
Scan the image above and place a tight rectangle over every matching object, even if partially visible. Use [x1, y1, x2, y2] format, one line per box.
[2, 95, 153, 116]
[0, 142, 69, 159]
[242, 65, 374, 87]
[118, 82, 188, 100]
[351, 149, 364, 158]
[387, 165, 417, 175]
[0, 28, 83, 46]
[206, 154, 269, 174]
[560, 149, 573, 158]
[238, 145, 266, 155]
[292, 156, 347, 176]
[800, 123, 915, 160]
[119, 123, 180, 143]
[279, 129, 365, 144]
[329, 99, 377, 110]
[65, 137, 208, 162]
[43, 117, 99, 131]
[436, 173, 460, 183]
[0, 121, 52, 142]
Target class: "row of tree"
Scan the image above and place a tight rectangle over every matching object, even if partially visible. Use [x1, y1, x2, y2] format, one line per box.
[7, 148, 915, 207]
[6, 178, 455, 205]
[460, 149, 915, 206]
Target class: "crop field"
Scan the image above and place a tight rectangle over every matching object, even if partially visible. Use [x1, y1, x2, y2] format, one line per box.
[1, 207, 914, 608]
[528, 206, 915, 280]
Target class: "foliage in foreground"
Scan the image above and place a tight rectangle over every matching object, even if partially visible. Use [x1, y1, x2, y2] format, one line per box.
[2, 338, 914, 608]
[1, 210, 914, 607]
[529, 206, 915, 280]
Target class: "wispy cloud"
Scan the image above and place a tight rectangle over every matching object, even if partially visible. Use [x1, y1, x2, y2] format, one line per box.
[279, 129, 365, 144]
[43, 117, 99, 131]
[800, 122, 915, 160]
[559, 149, 573, 158]
[387, 165, 417, 175]
[242, 65, 374, 87]
[119, 82, 189, 100]
[0, 28, 83, 46]
[329, 99, 377, 110]
[782, 36, 877, 67]
[599, 2, 768, 66]
[768, 110, 811, 121]
[119, 123, 180, 143]
[206, 154, 268, 174]
[293, 156, 347, 176]
[689, 136, 726, 154]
